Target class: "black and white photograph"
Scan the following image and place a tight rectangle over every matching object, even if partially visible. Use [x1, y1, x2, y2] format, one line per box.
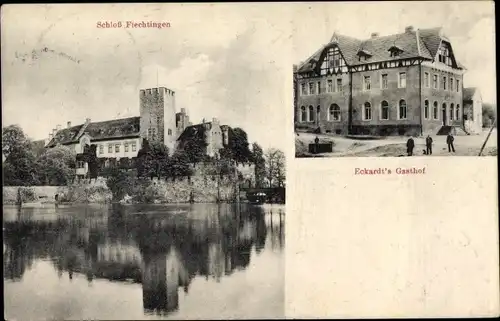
[2, 4, 286, 320]
[293, 1, 497, 157]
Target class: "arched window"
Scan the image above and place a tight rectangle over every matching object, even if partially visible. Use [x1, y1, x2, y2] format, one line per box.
[308, 105, 314, 122]
[424, 100, 429, 119]
[301, 106, 307, 122]
[450, 103, 455, 120]
[442, 103, 447, 124]
[399, 99, 407, 119]
[456, 104, 460, 120]
[329, 104, 341, 121]
[380, 101, 389, 120]
[317, 106, 321, 121]
[433, 101, 438, 119]
[363, 102, 372, 120]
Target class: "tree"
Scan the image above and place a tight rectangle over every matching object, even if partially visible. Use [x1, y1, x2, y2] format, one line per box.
[224, 127, 252, 164]
[482, 103, 497, 127]
[136, 139, 169, 178]
[106, 167, 134, 202]
[37, 145, 76, 185]
[168, 152, 193, 178]
[252, 142, 266, 187]
[181, 127, 209, 165]
[2, 125, 40, 186]
[264, 148, 286, 188]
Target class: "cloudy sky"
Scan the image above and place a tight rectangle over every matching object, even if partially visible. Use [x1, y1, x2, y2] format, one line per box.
[1, 3, 290, 150]
[293, 1, 496, 104]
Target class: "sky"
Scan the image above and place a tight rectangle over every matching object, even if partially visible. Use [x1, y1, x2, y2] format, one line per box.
[1, 3, 290, 150]
[292, 1, 496, 104]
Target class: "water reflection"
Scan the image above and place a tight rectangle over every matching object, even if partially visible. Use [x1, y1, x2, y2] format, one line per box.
[3, 203, 284, 318]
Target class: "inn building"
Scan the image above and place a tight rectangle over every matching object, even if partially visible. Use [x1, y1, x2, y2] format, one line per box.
[294, 26, 468, 136]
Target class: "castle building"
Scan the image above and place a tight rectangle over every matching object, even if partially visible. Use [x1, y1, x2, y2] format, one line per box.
[45, 87, 228, 178]
[463, 87, 483, 135]
[295, 26, 467, 136]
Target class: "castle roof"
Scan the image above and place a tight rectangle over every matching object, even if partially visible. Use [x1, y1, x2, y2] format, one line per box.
[463, 87, 478, 101]
[297, 27, 461, 73]
[46, 116, 140, 147]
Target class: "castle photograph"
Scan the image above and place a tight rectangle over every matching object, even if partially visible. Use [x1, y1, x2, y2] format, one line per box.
[2, 4, 286, 320]
[294, 2, 497, 157]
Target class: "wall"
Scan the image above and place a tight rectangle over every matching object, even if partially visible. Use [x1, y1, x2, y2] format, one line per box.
[3, 186, 69, 204]
[296, 73, 350, 135]
[351, 64, 421, 135]
[421, 62, 464, 134]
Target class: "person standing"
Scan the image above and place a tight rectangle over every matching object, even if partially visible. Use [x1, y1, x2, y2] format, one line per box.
[406, 136, 415, 156]
[425, 135, 433, 155]
[446, 133, 455, 153]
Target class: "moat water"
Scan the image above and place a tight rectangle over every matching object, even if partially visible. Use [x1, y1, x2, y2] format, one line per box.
[3, 203, 284, 320]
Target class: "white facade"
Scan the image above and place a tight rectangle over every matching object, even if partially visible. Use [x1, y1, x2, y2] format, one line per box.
[464, 90, 483, 135]
[95, 137, 142, 159]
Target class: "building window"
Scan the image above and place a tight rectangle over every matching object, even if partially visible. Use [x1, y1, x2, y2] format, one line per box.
[398, 72, 406, 88]
[99, 144, 104, 154]
[308, 105, 314, 122]
[437, 43, 453, 67]
[336, 78, 343, 92]
[300, 106, 307, 122]
[77, 161, 85, 169]
[381, 74, 388, 89]
[424, 100, 429, 119]
[380, 101, 389, 120]
[317, 81, 321, 94]
[363, 76, 371, 91]
[433, 101, 439, 119]
[316, 106, 321, 120]
[132, 143, 137, 152]
[443, 76, 447, 90]
[450, 77, 454, 91]
[124, 143, 129, 152]
[301, 83, 307, 96]
[442, 103, 447, 121]
[433, 74, 438, 89]
[363, 102, 372, 120]
[327, 80, 333, 93]
[115, 144, 120, 153]
[309, 82, 315, 95]
[168, 128, 172, 135]
[399, 99, 407, 119]
[450, 103, 454, 120]
[424, 72, 430, 88]
[329, 104, 341, 121]
[456, 79, 460, 92]
[108, 144, 112, 153]
[456, 104, 460, 120]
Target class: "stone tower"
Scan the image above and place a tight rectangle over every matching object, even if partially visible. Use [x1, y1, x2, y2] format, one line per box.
[139, 87, 177, 153]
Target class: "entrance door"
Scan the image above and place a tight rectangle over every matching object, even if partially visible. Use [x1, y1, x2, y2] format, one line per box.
[442, 103, 447, 126]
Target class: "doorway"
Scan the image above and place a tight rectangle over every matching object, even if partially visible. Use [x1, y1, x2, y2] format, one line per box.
[442, 103, 447, 126]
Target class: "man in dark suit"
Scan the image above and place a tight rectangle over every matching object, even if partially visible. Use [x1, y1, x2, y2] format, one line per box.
[425, 135, 433, 155]
[446, 133, 455, 153]
[406, 136, 415, 156]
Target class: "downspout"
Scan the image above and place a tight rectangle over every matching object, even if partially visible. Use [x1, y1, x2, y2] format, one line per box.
[416, 28, 423, 136]
[419, 60, 423, 136]
[348, 69, 353, 135]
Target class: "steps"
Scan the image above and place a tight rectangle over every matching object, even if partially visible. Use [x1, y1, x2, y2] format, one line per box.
[436, 126, 469, 136]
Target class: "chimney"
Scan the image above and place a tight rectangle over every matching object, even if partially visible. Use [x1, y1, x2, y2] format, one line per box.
[56, 124, 62, 131]
[85, 118, 91, 125]
[52, 128, 57, 136]
[212, 117, 219, 124]
[67, 121, 72, 128]
[370, 32, 379, 38]
[48, 133, 53, 140]
[181, 107, 186, 114]
[405, 26, 414, 33]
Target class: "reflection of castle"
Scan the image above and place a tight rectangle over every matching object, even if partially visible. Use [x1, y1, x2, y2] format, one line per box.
[2, 204, 281, 316]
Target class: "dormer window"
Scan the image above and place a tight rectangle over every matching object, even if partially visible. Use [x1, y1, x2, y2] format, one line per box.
[357, 49, 372, 61]
[388, 45, 403, 57]
[437, 43, 453, 67]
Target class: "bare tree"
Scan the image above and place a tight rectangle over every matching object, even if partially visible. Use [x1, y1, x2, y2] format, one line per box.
[264, 148, 286, 188]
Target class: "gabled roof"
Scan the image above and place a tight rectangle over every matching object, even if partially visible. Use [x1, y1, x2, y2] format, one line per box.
[296, 27, 461, 73]
[463, 87, 478, 101]
[46, 116, 140, 147]
[177, 122, 210, 142]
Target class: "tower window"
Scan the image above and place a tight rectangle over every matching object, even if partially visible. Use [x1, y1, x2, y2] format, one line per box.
[168, 129, 172, 135]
